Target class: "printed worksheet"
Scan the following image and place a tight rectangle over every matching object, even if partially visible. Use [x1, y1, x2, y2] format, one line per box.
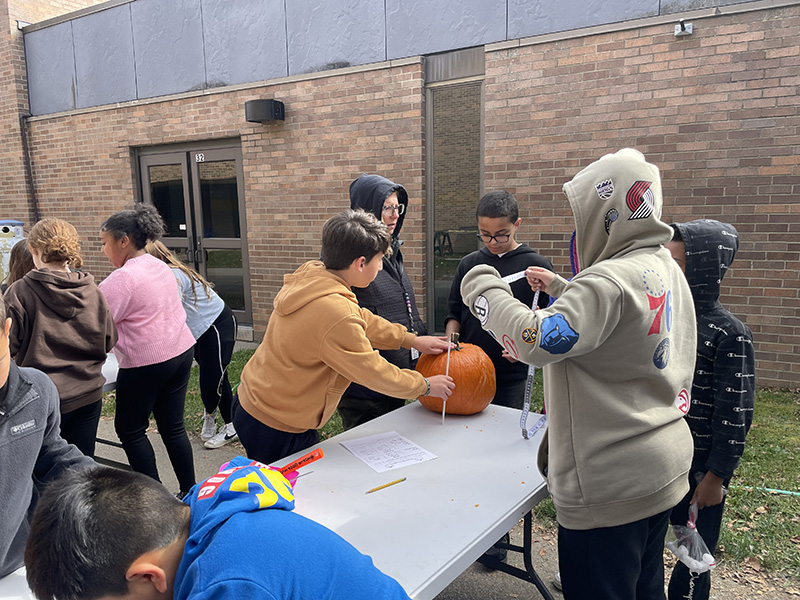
[340, 431, 437, 473]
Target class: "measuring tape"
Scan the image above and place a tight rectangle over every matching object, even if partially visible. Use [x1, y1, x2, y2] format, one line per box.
[520, 290, 547, 439]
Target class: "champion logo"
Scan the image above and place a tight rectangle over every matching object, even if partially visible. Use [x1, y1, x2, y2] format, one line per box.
[626, 181, 655, 220]
[10, 419, 36, 435]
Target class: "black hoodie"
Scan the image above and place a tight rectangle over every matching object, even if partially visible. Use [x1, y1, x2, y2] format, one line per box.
[671, 219, 755, 479]
[346, 174, 427, 403]
[4, 269, 117, 412]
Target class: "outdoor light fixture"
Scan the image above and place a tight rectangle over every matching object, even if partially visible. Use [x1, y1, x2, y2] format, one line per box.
[245, 99, 285, 123]
[674, 19, 693, 36]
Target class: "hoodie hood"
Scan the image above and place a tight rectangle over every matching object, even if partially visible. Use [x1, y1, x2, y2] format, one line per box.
[562, 148, 673, 270]
[349, 174, 409, 240]
[273, 260, 356, 317]
[670, 219, 738, 312]
[19, 269, 97, 319]
[181, 456, 296, 563]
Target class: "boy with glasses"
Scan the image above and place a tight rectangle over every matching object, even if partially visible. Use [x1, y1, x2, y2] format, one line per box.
[445, 191, 553, 409]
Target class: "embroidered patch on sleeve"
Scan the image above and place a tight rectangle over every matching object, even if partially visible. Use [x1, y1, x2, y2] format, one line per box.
[473, 295, 490, 325]
[521, 327, 538, 344]
[540, 313, 579, 354]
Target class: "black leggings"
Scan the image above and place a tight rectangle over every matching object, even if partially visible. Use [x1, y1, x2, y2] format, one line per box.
[114, 348, 196, 493]
[196, 306, 236, 423]
[60, 398, 102, 458]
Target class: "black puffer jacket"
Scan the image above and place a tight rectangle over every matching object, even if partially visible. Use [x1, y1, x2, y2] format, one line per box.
[671, 219, 755, 479]
[346, 174, 426, 402]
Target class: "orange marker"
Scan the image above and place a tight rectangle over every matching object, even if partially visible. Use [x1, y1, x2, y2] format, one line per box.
[278, 448, 324, 474]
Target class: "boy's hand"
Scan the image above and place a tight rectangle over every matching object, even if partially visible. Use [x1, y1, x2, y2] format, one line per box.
[412, 336, 454, 355]
[427, 374, 455, 399]
[526, 267, 556, 293]
[501, 349, 519, 363]
[691, 471, 726, 509]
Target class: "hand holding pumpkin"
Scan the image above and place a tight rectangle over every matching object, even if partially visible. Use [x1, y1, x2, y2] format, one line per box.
[425, 374, 455, 400]
[411, 335, 453, 355]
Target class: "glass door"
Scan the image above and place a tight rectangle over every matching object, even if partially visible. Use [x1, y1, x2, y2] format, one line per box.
[139, 145, 251, 325]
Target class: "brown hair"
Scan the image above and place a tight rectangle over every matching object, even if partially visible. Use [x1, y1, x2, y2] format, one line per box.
[6, 239, 35, 285]
[320, 209, 392, 270]
[28, 218, 83, 269]
[144, 240, 213, 305]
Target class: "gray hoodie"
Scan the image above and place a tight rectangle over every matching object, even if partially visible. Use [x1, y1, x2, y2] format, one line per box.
[461, 149, 695, 530]
[0, 362, 92, 577]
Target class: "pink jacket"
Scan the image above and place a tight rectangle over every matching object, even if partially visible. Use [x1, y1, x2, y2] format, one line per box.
[99, 253, 195, 369]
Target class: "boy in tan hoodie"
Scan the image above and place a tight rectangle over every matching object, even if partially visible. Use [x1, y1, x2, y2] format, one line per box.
[461, 149, 696, 599]
[235, 209, 454, 464]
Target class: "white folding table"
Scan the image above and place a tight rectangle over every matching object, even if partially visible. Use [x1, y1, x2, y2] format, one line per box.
[282, 402, 554, 600]
[0, 402, 554, 600]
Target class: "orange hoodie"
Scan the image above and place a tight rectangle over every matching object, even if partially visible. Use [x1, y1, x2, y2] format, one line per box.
[238, 261, 427, 433]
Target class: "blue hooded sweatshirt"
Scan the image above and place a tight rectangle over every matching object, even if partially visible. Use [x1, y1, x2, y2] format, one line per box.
[174, 456, 410, 600]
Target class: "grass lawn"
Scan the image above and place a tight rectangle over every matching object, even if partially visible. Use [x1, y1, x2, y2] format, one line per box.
[103, 350, 799, 581]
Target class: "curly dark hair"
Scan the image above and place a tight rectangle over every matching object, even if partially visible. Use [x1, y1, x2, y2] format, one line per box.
[101, 204, 165, 250]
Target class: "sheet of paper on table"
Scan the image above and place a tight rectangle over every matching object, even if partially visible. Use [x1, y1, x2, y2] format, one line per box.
[340, 431, 437, 473]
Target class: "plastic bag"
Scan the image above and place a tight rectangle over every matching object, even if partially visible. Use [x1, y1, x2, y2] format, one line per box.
[665, 503, 716, 574]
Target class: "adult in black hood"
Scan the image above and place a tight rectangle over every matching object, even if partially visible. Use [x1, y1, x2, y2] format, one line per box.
[338, 174, 427, 429]
[665, 219, 755, 600]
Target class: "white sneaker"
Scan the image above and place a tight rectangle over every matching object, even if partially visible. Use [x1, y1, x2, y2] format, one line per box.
[553, 571, 562, 591]
[204, 423, 238, 449]
[201, 412, 218, 441]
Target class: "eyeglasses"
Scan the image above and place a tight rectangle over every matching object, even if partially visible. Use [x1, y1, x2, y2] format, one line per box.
[477, 233, 511, 244]
[382, 204, 405, 216]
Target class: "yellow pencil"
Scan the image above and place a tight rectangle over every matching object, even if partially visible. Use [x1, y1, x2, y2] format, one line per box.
[365, 477, 407, 494]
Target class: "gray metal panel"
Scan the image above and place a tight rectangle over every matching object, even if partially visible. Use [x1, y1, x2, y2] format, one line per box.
[73, 4, 136, 108]
[286, 0, 385, 75]
[24, 22, 77, 116]
[508, 0, 660, 39]
[661, 0, 758, 13]
[202, 0, 288, 86]
[130, 0, 206, 99]
[386, 0, 506, 60]
[425, 46, 485, 83]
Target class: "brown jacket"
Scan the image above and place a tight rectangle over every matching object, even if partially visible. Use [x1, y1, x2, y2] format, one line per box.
[238, 261, 426, 433]
[4, 269, 117, 412]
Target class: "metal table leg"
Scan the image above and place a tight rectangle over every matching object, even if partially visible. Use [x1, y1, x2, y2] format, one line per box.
[476, 511, 556, 600]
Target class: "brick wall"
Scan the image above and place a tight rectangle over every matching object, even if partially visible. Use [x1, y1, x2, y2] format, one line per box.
[0, 0, 31, 226]
[483, 6, 800, 387]
[20, 61, 427, 332]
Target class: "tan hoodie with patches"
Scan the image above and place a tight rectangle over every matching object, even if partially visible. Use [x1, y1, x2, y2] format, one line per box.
[461, 149, 695, 530]
[238, 260, 425, 434]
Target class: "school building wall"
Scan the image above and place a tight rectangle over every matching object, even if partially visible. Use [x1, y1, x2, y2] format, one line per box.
[20, 59, 428, 339]
[482, 4, 800, 387]
[2, 0, 799, 388]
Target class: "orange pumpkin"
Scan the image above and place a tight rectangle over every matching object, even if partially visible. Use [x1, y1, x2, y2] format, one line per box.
[415, 342, 496, 415]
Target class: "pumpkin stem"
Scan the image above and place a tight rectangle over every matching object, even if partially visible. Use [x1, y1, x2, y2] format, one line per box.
[449, 332, 461, 350]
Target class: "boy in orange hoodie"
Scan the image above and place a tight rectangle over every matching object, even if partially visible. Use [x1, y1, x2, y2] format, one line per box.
[235, 209, 454, 463]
